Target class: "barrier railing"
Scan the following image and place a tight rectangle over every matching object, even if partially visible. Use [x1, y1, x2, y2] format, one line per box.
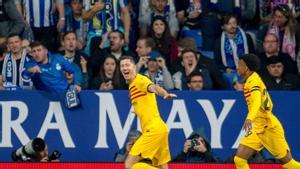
[0, 163, 283, 169]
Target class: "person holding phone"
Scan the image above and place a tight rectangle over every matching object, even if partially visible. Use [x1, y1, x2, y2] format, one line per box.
[90, 54, 127, 90]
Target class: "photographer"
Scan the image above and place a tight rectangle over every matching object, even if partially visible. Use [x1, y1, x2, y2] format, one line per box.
[35, 144, 60, 162]
[114, 130, 142, 162]
[173, 133, 217, 163]
[11, 137, 61, 162]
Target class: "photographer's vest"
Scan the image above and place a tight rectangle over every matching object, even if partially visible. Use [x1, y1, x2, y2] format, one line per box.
[0, 0, 8, 22]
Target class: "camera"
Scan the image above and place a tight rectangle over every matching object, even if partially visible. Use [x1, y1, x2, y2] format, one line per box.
[48, 150, 62, 161]
[190, 138, 200, 150]
[11, 138, 46, 162]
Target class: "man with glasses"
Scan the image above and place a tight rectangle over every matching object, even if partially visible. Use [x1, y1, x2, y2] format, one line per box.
[258, 33, 298, 75]
[187, 71, 204, 91]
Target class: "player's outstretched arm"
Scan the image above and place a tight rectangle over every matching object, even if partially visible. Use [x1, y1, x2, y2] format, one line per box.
[148, 84, 177, 99]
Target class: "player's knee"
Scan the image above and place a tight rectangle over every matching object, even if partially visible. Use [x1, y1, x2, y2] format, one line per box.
[234, 156, 248, 168]
[124, 161, 133, 169]
[279, 151, 293, 164]
[131, 163, 141, 169]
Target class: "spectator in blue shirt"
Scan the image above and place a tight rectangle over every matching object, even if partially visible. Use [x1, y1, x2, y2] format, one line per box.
[25, 41, 81, 92]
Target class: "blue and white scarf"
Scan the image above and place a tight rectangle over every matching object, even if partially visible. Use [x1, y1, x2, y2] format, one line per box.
[144, 69, 165, 88]
[1, 51, 32, 89]
[221, 27, 248, 69]
[150, 3, 170, 22]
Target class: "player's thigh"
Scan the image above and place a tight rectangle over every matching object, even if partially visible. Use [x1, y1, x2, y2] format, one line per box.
[237, 131, 263, 159]
[236, 144, 257, 160]
[236, 131, 263, 160]
[152, 132, 171, 166]
[260, 125, 290, 160]
[129, 133, 158, 157]
[130, 131, 168, 158]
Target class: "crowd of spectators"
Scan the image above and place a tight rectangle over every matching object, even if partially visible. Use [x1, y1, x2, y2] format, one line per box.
[1, 0, 300, 91]
[2, 0, 299, 164]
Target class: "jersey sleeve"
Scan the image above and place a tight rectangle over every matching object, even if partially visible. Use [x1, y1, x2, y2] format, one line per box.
[135, 75, 153, 93]
[246, 80, 262, 121]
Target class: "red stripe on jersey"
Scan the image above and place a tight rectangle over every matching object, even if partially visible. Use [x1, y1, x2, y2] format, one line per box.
[131, 93, 147, 100]
[244, 90, 250, 94]
[244, 94, 251, 97]
[129, 85, 136, 90]
[131, 91, 142, 97]
[130, 87, 138, 93]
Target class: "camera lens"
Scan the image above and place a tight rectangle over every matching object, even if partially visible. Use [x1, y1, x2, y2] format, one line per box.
[49, 150, 62, 161]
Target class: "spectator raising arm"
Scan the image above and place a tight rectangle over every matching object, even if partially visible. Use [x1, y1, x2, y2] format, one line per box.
[121, 6, 131, 45]
[82, 1, 104, 21]
[56, 0, 65, 31]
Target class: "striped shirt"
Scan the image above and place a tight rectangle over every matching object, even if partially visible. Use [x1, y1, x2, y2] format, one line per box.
[243, 72, 274, 132]
[129, 74, 161, 132]
[65, 13, 88, 42]
[20, 0, 62, 27]
[84, 0, 127, 34]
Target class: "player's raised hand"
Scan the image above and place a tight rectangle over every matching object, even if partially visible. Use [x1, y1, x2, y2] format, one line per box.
[163, 93, 177, 99]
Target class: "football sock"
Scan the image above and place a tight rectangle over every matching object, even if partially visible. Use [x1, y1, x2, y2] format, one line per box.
[282, 159, 300, 169]
[234, 156, 250, 169]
